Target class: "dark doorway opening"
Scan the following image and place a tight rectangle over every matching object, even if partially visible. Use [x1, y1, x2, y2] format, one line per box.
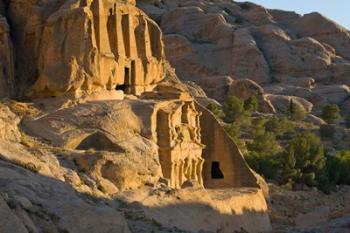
[115, 67, 131, 93]
[211, 161, 224, 179]
[124, 67, 130, 83]
[115, 84, 127, 91]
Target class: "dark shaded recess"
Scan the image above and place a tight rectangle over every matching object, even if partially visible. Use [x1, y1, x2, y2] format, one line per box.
[76, 132, 124, 153]
[211, 161, 224, 179]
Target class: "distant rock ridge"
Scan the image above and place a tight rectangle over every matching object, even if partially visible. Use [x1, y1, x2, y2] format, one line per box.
[138, 0, 350, 113]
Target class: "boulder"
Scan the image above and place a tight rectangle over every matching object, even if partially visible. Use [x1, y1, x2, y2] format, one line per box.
[329, 62, 350, 85]
[229, 79, 275, 113]
[263, 84, 328, 109]
[162, 33, 210, 81]
[0, 160, 131, 233]
[289, 12, 350, 60]
[231, 28, 271, 84]
[197, 76, 233, 102]
[235, 2, 274, 26]
[312, 84, 349, 105]
[136, 1, 167, 23]
[305, 114, 327, 126]
[252, 24, 332, 81]
[268, 9, 301, 27]
[160, 5, 269, 83]
[140, 0, 350, 117]
[23, 100, 163, 190]
[0, 196, 29, 233]
[0, 104, 21, 142]
[228, 79, 264, 100]
[274, 76, 315, 88]
[266, 94, 313, 114]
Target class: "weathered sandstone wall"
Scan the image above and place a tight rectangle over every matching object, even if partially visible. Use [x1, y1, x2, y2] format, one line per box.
[0, 15, 14, 98]
[4, 0, 165, 97]
[138, 0, 350, 112]
[196, 103, 260, 189]
[154, 100, 205, 188]
[0, 1, 271, 232]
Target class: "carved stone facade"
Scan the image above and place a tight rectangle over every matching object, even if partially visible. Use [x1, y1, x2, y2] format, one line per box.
[32, 0, 164, 97]
[6, 0, 264, 193]
[90, 0, 165, 95]
[197, 104, 261, 189]
[156, 101, 205, 188]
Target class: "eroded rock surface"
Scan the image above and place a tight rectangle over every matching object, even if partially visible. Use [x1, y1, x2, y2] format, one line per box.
[0, 160, 131, 233]
[5, 0, 164, 97]
[0, 0, 272, 232]
[138, 0, 350, 111]
[0, 16, 14, 98]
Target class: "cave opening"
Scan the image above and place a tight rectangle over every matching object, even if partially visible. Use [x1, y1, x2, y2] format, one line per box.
[211, 161, 224, 179]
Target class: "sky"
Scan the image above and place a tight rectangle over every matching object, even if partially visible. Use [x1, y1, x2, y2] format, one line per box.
[236, 0, 350, 30]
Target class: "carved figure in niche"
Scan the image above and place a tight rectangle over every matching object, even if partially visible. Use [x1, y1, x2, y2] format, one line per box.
[157, 101, 205, 188]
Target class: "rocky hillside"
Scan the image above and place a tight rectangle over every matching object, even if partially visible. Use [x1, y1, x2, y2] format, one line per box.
[138, 0, 350, 115]
[0, 0, 272, 233]
[0, 0, 349, 232]
[137, 1, 350, 231]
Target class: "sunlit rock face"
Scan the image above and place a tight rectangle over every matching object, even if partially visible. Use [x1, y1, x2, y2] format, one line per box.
[0, 0, 268, 193]
[6, 0, 164, 97]
[139, 0, 350, 114]
[0, 1, 272, 232]
[156, 100, 205, 188]
[35, 0, 165, 97]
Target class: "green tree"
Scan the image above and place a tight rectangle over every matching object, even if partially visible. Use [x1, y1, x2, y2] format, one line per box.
[282, 132, 326, 186]
[319, 124, 336, 139]
[289, 100, 306, 121]
[345, 114, 350, 128]
[249, 116, 267, 137]
[245, 151, 280, 179]
[321, 104, 341, 123]
[223, 96, 247, 123]
[334, 151, 350, 185]
[265, 116, 295, 137]
[320, 150, 350, 192]
[244, 96, 258, 113]
[207, 102, 222, 119]
[224, 123, 241, 141]
[324, 154, 342, 186]
[245, 131, 281, 179]
[247, 132, 281, 156]
[224, 123, 246, 151]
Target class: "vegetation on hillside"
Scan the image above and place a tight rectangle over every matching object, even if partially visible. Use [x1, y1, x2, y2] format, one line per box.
[207, 95, 350, 192]
[321, 104, 341, 123]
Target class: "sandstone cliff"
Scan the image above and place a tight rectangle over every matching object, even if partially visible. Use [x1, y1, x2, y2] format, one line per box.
[5, 0, 165, 97]
[0, 0, 271, 232]
[138, 0, 350, 113]
[136, 1, 350, 232]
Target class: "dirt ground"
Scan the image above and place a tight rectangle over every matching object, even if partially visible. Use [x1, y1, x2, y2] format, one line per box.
[269, 184, 350, 233]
